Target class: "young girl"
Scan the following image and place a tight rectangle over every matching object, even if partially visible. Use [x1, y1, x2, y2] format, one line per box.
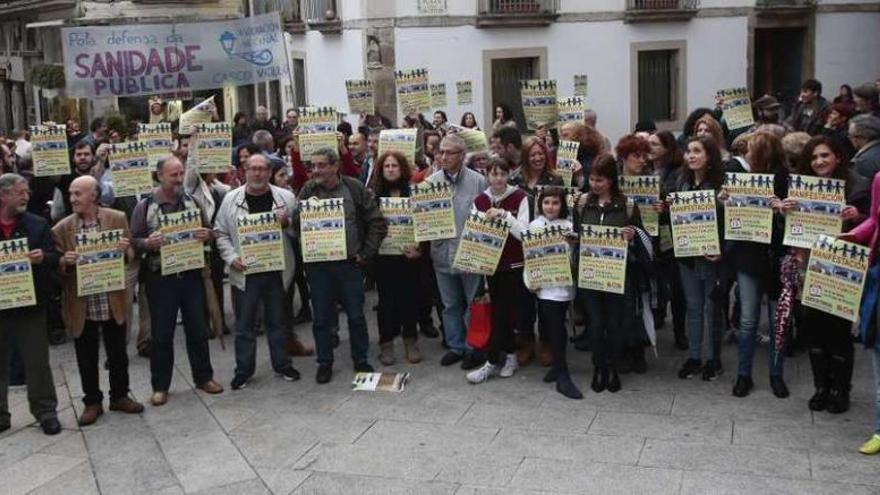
[370, 151, 423, 365]
[529, 187, 580, 399]
[466, 158, 530, 384]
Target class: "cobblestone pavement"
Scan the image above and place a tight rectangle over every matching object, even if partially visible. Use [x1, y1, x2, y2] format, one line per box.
[2, 291, 879, 494]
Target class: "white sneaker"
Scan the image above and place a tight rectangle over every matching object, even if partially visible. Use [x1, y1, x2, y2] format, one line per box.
[466, 362, 498, 384]
[499, 354, 519, 378]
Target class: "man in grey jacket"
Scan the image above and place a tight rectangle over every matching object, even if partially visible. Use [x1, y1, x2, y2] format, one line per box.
[850, 114, 880, 180]
[429, 134, 488, 369]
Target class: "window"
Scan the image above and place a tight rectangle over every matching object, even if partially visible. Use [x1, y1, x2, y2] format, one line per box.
[631, 41, 686, 130]
[292, 57, 306, 107]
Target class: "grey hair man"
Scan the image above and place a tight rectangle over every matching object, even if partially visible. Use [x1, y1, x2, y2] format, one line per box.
[850, 114, 880, 179]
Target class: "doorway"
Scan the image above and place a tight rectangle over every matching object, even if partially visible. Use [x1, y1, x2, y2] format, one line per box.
[491, 56, 539, 131]
[753, 27, 806, 116]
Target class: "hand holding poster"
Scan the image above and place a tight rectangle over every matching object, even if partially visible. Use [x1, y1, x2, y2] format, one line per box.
[452, 211, 510, 275]
[345, 79, 375, 115]
[802, 235, 869, 322]
[300, 198, 347, 263]
[75, 229, 125, 297]
[192, 122, 233, 174]
[158, 209, 205, 276]
[179, 96, 216, 136]
[109, 142, 153, 198]
[298, 106, 338, 159]
[578, 224, 627, 294]
[238, 212, 284, 274]
[523, 225, 573, 290]
[378, 129, 418, 166]
[574, 74, 588, 98]
[520, 79, 557, 130]
[138, 122, 173, 167]
[29, 125, 70, 177]
[412, 181, 456, 242]
[669, 190, 721, 257]
[557, 96, 585, 127]
[0, 238, 36, 311]
[620, 175, 660, 237]
[379, 197, 416, 255]
[555, 140, 579, 186]
[723, 172, 774, 244]
[395, 68, 431, 114]
[456, 81, 473, 105]
[717, 87, 755, 131]
[783, 174, 844, 249]
[430, 83, 447, 108]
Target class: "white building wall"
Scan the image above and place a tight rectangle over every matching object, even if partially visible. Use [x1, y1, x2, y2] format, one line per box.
[814, 12, 880, 95]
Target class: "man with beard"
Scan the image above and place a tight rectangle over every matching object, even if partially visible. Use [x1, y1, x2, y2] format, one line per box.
[53, 142, 113, 220]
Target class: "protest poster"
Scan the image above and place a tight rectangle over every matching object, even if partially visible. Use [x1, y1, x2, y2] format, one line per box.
[395, 68, 431, 114]
[237, 211, 284, 274]
[345, 79, 375, 115]
[456, 81, 473, 105]
[138, 122, 173, 166]
[352, 372, 410, 392]
[379, 197, 416, 255]
[555, 140, 579, 186]
[578, 224, 627, 294]
[75, 229, 125, 297]
[192, 122, 232, 174]
[178, 96, 216, 135]
[298, 106, 338, 159]
[412, 181, 456, 242]
[108, 142, 153, 198]
[723, 172, 774, 244]
[29, 125, 70, 177]
[378, 129, 418, 165]
[783, 174, 845, 249]
[520, 79, 557, 130]
[557, 96, 585, 127]
[522, 225, 573, 290]
[300, 198, 347, 263]
[574, 74, 588, 98]
[802, 235, 870, 322]
[620, 175, 660, 237]
[430, 83, 447, 108]
[659, 224, 674, 253]
[0, 238, 36, 311]
[158, 209, 205, 276]
[668, 190, 721, 257]
[452, 211, 510, 275]
[61, 12, 288, 99]
[448, 124, 488, 153]
[717, 87, 755, 131]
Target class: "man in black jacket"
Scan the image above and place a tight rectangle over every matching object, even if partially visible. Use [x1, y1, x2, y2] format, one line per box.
[786, 79, 830, 136]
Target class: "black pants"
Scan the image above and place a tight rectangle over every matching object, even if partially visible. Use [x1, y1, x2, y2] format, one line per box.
[801, 306, 854, 391]
[540, 299, 570, 372]
[583, 289, 629, 368]
[0, 309, 58, 426]
[74, 319, 130, 405]
[292, 240, 310, 314]
[416, 254, 443, 329]
[487, 269, 527, 364]
[375, 256, 419, 344]
[7, 332, 25, 384]
[657, 252, 686, 337]
[209, 249, 227, 331]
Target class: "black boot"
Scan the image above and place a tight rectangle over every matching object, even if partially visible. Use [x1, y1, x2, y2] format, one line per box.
[590, 366, 606, 393]
[826, 356, 851, 414]
[808, 348, 831, 411]
[606, 368, 621, 393]
[556, 371, 583, 400]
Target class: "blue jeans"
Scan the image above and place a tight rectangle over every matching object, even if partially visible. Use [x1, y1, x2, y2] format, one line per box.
[678, 260, 722, 362]
[873, 347, 880, 433]
[735, 271, 783, 377]
[435, 270, 483, 355]
[305, 261, 370, 367]
[232, 272, 292, 378]
[145, 270, 214, 392]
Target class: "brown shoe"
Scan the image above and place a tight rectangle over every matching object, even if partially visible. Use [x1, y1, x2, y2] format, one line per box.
[150, 391, 168, 407]
[516, 336, 535, 366]
[378, 341, 396, 366]
[404, 338, 423, 364]
[197, 380, 224, 394]
[539, 341, 553, 367]
[78, 404, 103, 426]
[109, 397, 145, 414]
[286, 335, 315, 357]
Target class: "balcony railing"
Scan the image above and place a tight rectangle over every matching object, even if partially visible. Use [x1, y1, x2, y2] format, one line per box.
[476, 0, 559, 28]
[624, 0, 699, 23]
[755, 0, 815, 12]
[252, 0, 305, 32]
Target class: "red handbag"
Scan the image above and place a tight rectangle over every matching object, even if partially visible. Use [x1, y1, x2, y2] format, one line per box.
[466, 295, 492, 351]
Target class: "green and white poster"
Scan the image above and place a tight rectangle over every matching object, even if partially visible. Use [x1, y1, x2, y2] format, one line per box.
[578, 224, 627, 294]
[620, 175, 660, 237]
[669, 190, 720, 257]
[802, 235, 869, 322]
[783, 174, 845, 249]
[724, 172, 774, 244]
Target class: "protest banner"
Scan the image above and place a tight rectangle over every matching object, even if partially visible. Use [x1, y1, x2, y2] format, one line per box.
[378, 129, 418, 165]
[179, 96, 216, 135]
[158, 209, 205, 275]
[412, 181, 456, 242]
[522, 224, 573, 290]
[300, 198, 347, 263]
[395, 68, 431, 114]
[578, 224, 627, 294]
[0, 238, 36, 311]
[456, 81, 473, 105]
[192, 122, 232, 174]
[238, 211, 284, 274]
[557, 96, 585, 127]
[668, 190, 721, 257]
[345, 79, 375, 115]
[452, 211, 510, 275]
[298, 106, 338, 159]
[723, 172, 774, 244]
[75, 229, 125, 297]
[379, 197, 416, 255]
[138, 122, 173, 166]
[717, 87, 755, 131]
[448, 124, 488, 153]
[783, 174, 845, 249]
[555, 140, 579, 186]
[520, 79, 557, 130]
[620, 175, 660, 237]
[430, 83, 447, 108]
[61, 12, 288, 98]
[802, 235, 869, 322]
[574, 74, 588, 98]
[29, 125, 70, 177]
[108, 142, 153, 198]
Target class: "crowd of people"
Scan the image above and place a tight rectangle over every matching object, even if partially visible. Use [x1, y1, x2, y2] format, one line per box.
[1, 78, 880, 456]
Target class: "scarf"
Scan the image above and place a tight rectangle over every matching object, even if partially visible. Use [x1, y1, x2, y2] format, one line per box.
[774, 253, 802, 358]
